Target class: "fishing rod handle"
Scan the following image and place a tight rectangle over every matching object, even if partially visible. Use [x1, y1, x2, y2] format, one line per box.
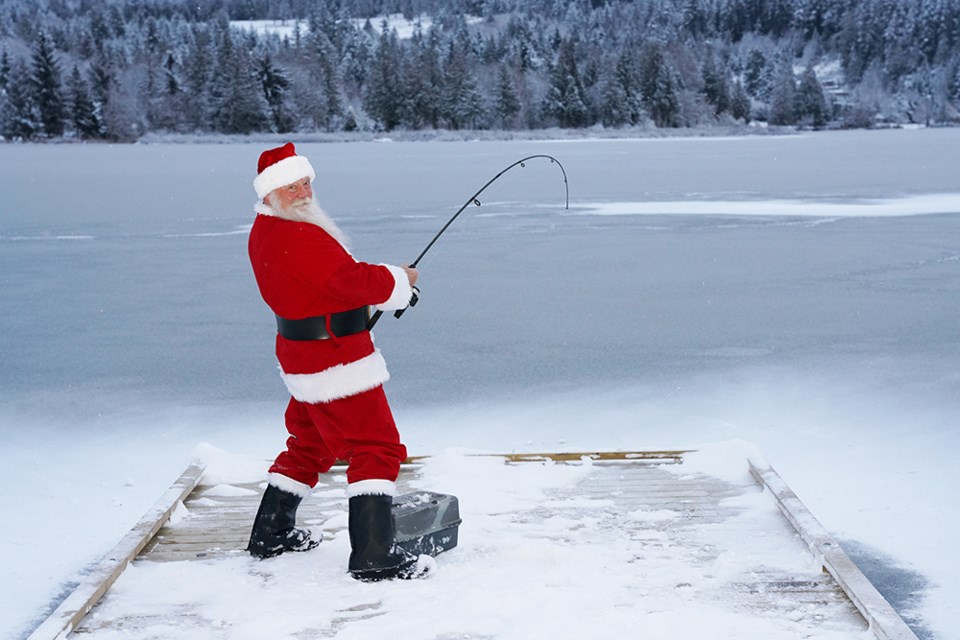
[393, 286, 420, 318]
[366, 309, 383, 330]
[366, 282, 419, 329]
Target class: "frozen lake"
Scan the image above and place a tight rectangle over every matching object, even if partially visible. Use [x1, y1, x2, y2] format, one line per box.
[1, 128, 958, 639]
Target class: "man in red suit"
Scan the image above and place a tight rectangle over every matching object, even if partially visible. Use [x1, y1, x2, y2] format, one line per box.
[245, 142, 424, 581]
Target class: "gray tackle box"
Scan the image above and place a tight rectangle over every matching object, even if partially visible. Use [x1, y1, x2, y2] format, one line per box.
[392, 491, 461, 557]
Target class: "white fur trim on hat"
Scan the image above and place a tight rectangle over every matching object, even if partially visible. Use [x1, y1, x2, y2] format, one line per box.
[267, 472, 313, 498]
[347, 479, 397, 497]
[254, 155, 316, 199]
[374, 264, 414, 312]
[279, 350, 390, 404]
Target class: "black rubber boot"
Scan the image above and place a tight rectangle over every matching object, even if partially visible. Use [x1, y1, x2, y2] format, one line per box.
[246, 484, 320, 559]
[348, 494, 424, 581]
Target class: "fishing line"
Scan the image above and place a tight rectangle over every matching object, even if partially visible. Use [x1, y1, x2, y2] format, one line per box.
[367, 154, 569, 330]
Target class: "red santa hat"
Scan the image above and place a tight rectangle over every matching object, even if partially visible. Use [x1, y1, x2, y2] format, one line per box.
[254, 142, 316, 199]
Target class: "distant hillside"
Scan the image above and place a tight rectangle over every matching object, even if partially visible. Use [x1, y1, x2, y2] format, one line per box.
[1, 0, 958, 141]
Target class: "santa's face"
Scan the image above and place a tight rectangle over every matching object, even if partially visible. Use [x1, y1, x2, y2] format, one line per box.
[270, 177, 313, 211]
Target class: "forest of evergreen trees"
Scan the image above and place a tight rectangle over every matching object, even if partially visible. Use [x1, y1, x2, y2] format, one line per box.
[1, 0, 958, 141]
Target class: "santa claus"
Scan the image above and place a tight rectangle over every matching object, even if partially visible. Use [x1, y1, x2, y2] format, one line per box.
[245, 142, 424, 581]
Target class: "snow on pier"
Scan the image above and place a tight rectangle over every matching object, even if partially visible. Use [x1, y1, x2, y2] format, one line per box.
[32, 446, 916, 640]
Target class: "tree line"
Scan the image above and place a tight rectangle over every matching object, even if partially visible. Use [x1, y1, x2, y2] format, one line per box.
[1, 0, 958, 142]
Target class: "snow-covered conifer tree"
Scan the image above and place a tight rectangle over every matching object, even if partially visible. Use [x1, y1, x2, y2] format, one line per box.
[795, 66, 828, 128]
[1, 59, 40, 140]
[395, 25, 439, 129]
[638, 43, 680, 128]
[702, 49, 731, 115]
[257, 52, 293, 133]
[493, 63, 521, 129]
[730, 79, 752, 122]
[364, 25, 403, 131]
[68, 65, 102, 139]
[743, 48, 772, 101]
[541, 38, 590, 128]
[769, 57, 797, 125]
[30, 32, 65, 138]
[442, 39, 486, 130]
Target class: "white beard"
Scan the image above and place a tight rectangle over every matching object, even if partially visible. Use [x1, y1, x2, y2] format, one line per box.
[266, 194, 350, 249]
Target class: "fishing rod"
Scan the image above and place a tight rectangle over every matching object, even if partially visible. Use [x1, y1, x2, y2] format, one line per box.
[367, 154, 569, 330]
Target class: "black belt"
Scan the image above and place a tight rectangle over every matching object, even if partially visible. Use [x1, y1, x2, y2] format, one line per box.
[276, 307, 370, 341]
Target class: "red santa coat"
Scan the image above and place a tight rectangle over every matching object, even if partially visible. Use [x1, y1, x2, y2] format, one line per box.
[248, 203, 412, 404]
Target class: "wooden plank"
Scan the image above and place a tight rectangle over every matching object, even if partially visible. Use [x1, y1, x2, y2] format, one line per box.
[494, 450, 689, 463]
[388, 450, 691, 465]
[748, 460, 919, 640]
[26, 463, 205, 640]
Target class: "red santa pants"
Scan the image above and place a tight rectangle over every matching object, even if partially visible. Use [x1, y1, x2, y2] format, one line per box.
[268, 385, 408, 488]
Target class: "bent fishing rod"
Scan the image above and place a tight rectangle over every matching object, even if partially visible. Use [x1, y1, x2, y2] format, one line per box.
[367, 154, 569, 330]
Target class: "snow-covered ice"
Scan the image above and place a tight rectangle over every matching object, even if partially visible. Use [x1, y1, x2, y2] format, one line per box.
[1, 128, 957, 639]
[574, 193, 960, 217]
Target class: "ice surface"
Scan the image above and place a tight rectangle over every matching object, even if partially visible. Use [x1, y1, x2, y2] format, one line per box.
[1, 128, 957, 639]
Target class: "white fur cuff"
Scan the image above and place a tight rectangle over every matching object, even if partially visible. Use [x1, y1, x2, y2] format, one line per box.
[280, 350, 390, 404]
[267, 472, 313, 498]
[374, 264, 414, 312]
[348, 479, 397, 497]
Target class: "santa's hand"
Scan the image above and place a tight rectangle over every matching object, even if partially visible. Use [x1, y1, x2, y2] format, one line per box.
[402, 265, 419, 287]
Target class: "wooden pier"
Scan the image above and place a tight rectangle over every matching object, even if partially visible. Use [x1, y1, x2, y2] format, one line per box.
[28, 451, 919, 640]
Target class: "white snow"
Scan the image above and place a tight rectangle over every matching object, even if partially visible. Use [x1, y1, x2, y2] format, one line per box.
[230, 20, 306, 40]
[230, 14, 484, 41]
[1, 128, 957, 639]
[627, 508, 680, 522]
[352, 14, 484, 39]
[573, 193, 960, 217]
[200, 484, 258, 498]
[357, 13, 436, 39]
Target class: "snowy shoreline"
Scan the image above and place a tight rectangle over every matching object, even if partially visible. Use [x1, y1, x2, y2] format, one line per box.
[143, 122, 960, 143]
[5, 121, 955, 147]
